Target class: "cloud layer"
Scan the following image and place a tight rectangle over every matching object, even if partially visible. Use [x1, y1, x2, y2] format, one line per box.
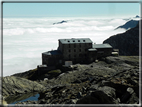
[3, 17, 127, 76]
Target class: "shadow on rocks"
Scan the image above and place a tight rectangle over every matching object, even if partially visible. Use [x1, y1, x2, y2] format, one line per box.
[76, 90, 116, 104]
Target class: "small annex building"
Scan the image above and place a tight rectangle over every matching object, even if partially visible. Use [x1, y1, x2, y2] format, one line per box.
[42, 38, 112, 66]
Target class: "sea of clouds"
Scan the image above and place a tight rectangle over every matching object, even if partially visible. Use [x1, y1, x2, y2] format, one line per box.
[3, 17, 130, 76]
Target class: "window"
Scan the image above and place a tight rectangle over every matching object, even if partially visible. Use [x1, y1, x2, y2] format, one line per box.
[69, 54, 71, 57]
[74, 44, 76, 48]
[74, 49, 76, 52]
[89, 43, 92, 47]
[69, 44, 70, 48]
[79, 49, 81, 52]
[78, 40, 80, 42]
[98, 51, 104, 55]
[83, 40, 85, 42]
[69, 49, 71, 52]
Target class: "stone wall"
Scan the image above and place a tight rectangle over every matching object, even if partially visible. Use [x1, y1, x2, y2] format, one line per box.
[96, 48, 112, 58]
[60, 43, 92, 64]
[88, 51, 97, 63]
[42, 53, 62, 66]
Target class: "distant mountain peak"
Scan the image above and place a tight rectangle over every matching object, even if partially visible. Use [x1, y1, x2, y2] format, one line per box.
[115, 19, 139, 30]
[53, 20, 67, 25]
[135, 15, 140, 18]
[104, 20, 140, 56]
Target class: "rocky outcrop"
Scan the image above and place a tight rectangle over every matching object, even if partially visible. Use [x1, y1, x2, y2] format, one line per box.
[2, 76, 45, 97]
[36, 56, 139, 104]
[103, 21, 140, 56]
[115, 19, 139, 30]
[3, 56, 139, 105]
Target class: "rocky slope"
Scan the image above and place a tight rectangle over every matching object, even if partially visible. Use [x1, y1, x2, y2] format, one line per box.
[115, 19, 139, 30]
[36, 56, 139, 104]
[103, 21, 140, 56]
[2, 56, 140, 105]
[2, 76, 45, 97]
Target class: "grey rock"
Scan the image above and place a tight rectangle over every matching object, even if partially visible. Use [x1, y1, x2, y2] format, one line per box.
[126, 92, 139, 104]
[121, 87, 134, 103]
[130, 79, 138, 86]
[89, 84, 99, 90]
[98, 86, 116, 99]
[77, 90, 116, 104]
[77, 92, 82, 98]
[71, 99, 78, 104]
[3, 56, 139, 104]
[127, 87, 134, 94]
[2, 76, 45, 97]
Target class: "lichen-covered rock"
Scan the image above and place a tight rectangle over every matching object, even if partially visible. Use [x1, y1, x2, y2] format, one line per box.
[98, 86, 116, 99]
[2, 76, 45, 97]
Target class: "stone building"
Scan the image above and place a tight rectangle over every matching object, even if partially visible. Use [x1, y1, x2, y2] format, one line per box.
[93, 44, 113, 58]
[58, 38, 93, 64]
[42, 38, 112, 66]
[42, 50, 62, 66]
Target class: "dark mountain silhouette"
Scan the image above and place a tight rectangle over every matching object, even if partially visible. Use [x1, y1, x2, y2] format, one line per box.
[115, 19, 139, 30]
[103, 20, 140, 56]
[53, 20, 67, 25]
[135, 15, 140, 18]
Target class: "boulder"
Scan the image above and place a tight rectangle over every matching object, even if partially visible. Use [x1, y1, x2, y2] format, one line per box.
[2, 76, 45, 97]
[98, 86, 116, 99]
[126, 92, 139, 104]
[120, 87, 134, 103]
[77, 90, 116, 104]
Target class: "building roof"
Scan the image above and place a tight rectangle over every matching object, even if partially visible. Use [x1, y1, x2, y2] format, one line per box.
[38, 65, 47, 68]
[59, 38, 92, 44]
[93, 44, 112, 49]
[42, 50, 62, 56]
[88, 48, 97, 51]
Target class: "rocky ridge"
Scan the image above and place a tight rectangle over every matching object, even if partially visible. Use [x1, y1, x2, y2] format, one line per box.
[2, 76, 45, 97]
[115, 19, 139, 30]
[103, 21, 140, 56]
[2, 56, 140, 105]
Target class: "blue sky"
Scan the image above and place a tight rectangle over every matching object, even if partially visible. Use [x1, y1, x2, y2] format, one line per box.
[3, 2, 140, 18]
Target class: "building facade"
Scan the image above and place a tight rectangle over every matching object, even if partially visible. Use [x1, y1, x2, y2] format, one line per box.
[42, 38, 112, 66]
[58, 38, 93, 63]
